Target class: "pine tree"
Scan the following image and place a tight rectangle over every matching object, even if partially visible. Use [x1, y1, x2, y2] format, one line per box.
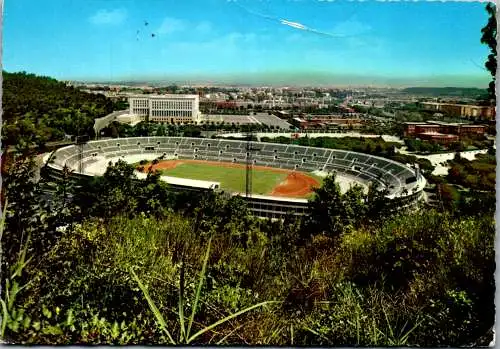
[480, 3, 497, 104]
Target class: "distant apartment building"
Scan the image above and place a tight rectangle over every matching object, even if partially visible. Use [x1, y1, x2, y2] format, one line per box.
[404, 121, 487, 144]
[129, 94, 201, 124]
[420, 102, 496, 121]
[294, 97, 317, 106]
[427, 121, 487, 137]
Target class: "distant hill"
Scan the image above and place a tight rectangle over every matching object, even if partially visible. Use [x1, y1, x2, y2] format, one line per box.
[2, 71, 117, 147]
[402, 87, 488, 98]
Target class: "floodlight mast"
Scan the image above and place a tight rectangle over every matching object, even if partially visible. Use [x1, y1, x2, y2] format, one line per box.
[245, 135, 252, 198]
[75, 135, 89, 174]
[245, 127, 260, 198]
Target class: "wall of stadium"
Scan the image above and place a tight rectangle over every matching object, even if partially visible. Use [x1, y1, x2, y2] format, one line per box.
[44, 137, 426, 218]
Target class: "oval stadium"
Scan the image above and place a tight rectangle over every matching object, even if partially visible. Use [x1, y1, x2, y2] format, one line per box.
[43, 137, 426, 218]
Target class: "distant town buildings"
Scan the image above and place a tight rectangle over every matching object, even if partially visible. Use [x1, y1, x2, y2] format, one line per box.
[129, 94, 201, 124]
[419, 102, 495, 121]
[70, 81, 497, 131]
[404, 121, 487, 144]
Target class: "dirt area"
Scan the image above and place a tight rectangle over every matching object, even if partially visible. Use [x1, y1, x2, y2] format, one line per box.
[270, 172, 320, 198]
[138, 159, 320, 198]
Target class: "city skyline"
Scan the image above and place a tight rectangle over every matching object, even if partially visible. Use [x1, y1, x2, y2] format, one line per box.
[3, 0, 492, 87]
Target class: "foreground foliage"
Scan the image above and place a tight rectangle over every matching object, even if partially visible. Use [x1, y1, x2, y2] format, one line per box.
[1, 161, 494, 345]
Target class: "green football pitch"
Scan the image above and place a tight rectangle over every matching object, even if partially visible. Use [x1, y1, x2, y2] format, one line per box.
[153, 162, 288, 195]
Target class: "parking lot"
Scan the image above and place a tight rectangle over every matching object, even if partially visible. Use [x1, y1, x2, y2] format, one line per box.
[253, 113, 292, 129]
[204, 113, 292, 129]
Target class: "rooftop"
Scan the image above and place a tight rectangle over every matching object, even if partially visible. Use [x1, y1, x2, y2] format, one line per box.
[129, 94, 199, 99]
[419, 132, 458, 138]
[427, 120, 469, 126]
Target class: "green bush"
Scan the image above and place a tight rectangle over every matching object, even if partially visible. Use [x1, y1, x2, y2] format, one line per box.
[332, 210, 495, 346]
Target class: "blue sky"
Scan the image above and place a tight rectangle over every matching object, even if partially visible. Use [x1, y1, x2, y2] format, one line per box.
[3, 0, 493, 87]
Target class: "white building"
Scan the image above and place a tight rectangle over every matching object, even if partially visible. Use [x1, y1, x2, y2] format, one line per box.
[129, 94, 201, 124]
[116, 113, 142, 126]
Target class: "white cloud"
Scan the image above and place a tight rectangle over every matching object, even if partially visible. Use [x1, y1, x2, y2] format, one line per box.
[194, 21, 213, 34]
[331, 19, 371, 36]
[89, 9, 127, 25]
[284, 33, 305, 42]
[157, 18, 213, 36]
[160, 32, 264, 57]
[157, 17, 187, 35]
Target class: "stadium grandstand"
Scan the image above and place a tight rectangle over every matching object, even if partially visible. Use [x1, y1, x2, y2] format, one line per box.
[43, 137, 426, 218]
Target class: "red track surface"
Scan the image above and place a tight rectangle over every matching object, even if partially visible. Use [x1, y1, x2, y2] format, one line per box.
[270, 172, 320, 197]
[139, 159, 320, 198]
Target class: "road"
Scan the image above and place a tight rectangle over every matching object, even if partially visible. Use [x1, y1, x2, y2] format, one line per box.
[216, 131, 404, 143]
[396, 148, 489, 175]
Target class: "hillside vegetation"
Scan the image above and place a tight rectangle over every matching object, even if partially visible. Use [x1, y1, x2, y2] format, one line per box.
[2, 71, 116, 147]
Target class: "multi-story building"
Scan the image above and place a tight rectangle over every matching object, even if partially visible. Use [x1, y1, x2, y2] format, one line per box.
[418, 133, 459, 144]
[427, 121, 487, 137]
[403, 121, 487, 144]
[129, 94, 201, 124]
[419, 102, 496, 121]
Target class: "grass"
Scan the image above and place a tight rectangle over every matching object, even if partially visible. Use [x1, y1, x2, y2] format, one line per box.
[131, 237, 281, 344]
[1, 200, 34, 339]
[137, 161, 327, 197]
[144, 162, 289, 195]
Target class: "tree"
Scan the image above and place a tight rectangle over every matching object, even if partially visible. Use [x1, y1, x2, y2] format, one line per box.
[480, 3, 497, 104]
[48, 164, 78, 225]
[110, 123, 119, 138]
[183, 125, 201, 137]
[73, 160, 139, 218]
[156, 124, 167, 136]
[2, 151, 41, 266]
[2, 72, 114, 144]
[136, 170, 173, 217]
[306, 175, 367, 240]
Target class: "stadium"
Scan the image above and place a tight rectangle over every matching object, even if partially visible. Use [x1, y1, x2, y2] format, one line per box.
[43, 137, 426, 218]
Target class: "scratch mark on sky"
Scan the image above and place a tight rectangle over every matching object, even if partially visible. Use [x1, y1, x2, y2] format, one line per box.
[234, 2, 355, 39]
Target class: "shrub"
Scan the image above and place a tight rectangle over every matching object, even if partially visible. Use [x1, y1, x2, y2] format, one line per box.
[332, 210, 495, 346]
